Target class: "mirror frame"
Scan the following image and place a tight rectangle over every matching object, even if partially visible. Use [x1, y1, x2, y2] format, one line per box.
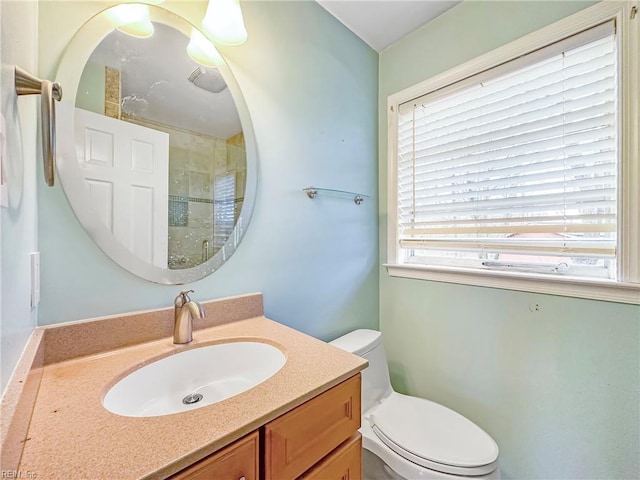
[55, 4, 257, 284]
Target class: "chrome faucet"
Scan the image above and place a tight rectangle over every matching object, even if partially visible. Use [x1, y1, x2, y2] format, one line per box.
[173, 290, 205, 344]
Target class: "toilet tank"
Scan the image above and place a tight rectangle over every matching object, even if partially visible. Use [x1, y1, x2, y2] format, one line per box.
[330, 329, 393, 414]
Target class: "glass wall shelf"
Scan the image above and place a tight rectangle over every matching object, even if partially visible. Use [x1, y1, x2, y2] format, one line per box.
[302, 186, 370, 205]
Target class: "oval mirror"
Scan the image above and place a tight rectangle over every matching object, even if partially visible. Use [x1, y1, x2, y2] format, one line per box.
[55, 4, 257, 284]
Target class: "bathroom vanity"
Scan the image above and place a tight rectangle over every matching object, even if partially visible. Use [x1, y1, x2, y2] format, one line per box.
[173, 375, 362, 480]
[1, 293, 366, 479]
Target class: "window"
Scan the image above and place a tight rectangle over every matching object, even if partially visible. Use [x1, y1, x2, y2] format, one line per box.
[387, 3, 639, 304]
[213, 173, 236, 250]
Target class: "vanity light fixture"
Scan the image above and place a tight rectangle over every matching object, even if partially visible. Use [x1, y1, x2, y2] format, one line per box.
[201, 0, 248, 45]
[187, 28, 224, 67]
[105, 4, 154, 38]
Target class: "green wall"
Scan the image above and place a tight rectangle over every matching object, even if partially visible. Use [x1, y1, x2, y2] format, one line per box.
[1, 0, 39, 393]
[36, 1, 379, 341]
[379, 2, 639, 478]
[76, 60, 105, 114]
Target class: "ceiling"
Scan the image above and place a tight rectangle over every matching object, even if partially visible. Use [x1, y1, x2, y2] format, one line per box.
[316, 0, 461, 52]
[89, 23, 242, 139]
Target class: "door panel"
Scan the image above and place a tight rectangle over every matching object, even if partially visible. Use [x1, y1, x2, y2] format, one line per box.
[75, 108, 169, 268]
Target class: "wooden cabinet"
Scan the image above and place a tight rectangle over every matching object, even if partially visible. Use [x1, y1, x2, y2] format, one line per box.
[172, 374, 361, 480]
[265, 374, 361, 480]
[171, 431, 258, 480]
[299, 433, 362, 480]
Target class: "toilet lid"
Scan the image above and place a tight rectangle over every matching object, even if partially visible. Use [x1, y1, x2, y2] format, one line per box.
[369, 393, 499, 475]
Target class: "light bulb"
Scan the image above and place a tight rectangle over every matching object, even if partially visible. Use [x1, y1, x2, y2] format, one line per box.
[105, 4, 154, 39]
[187, 28, 224, 67]
[201, 0, 247, 46]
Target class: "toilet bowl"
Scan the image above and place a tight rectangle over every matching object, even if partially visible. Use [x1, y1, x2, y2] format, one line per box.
[330, 329, 500, 480]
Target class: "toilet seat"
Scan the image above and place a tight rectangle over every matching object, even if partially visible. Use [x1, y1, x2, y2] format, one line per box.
[369, 392, 499, 476]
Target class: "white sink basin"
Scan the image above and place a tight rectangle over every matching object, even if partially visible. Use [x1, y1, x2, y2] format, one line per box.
[102, 342, 286, 417]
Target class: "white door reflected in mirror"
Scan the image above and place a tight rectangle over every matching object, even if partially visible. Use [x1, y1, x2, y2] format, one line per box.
[76, 109, 169, 268]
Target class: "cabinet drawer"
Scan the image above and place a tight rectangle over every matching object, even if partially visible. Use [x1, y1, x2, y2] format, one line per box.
[171, 431, 258, 480]
[265, 374, 361, 480]
[299, 433, 362, 480]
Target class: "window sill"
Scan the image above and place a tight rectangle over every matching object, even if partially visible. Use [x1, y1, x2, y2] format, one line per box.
[384, 264, 640, 305]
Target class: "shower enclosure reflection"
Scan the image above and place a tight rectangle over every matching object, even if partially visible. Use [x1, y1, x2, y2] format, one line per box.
[75, 21, 246, 271]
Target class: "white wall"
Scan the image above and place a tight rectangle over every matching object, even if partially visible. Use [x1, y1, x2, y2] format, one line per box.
[0, 0, 39, 393]
[379, 2, 639, 479]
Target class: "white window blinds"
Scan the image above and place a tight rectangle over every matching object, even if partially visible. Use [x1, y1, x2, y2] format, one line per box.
[396, 21, 618, 279]
[213, 173, 236, 250]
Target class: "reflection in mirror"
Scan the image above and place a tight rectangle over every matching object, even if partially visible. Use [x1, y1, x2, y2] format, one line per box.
[56, 5, 256, 284]
[77, 21, 246, 270]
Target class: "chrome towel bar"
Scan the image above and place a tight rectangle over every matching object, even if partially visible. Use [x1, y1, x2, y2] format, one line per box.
[15, 66, 62, 187]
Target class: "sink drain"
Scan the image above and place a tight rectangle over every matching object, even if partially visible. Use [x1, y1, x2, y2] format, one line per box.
[182, 393, 203, 405]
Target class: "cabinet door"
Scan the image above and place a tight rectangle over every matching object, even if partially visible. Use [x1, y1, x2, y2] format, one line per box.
[299, 433, 362, 480]
[171, 431, 258, 480]
[265, 374, 361, 480]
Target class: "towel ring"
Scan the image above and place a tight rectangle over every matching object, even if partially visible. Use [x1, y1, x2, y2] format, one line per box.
[15, 66, 63, 187]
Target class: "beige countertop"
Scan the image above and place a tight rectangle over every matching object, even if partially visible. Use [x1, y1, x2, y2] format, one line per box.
[8, 295, 366, 479]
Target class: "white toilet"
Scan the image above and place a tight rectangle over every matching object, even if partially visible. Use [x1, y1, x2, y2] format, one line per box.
[330, 329, 500, 480]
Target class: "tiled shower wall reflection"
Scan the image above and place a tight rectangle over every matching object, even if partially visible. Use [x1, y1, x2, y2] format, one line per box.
[127, 117, 245, 269]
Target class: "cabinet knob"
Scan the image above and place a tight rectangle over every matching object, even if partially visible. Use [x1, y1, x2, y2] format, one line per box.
[238, 477, 246, 480]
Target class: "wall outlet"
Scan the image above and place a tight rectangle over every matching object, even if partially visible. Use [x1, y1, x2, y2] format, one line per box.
[30, 252, 40, 308]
